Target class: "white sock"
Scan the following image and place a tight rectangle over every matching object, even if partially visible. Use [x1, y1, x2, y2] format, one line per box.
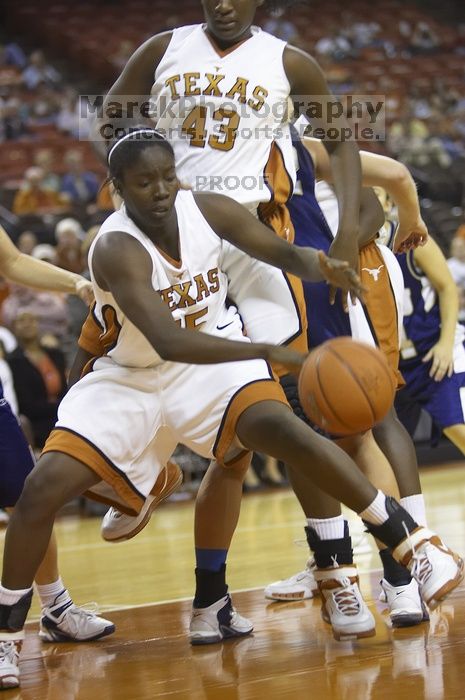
[0, 583, 32, 606]
[359, 490, 389, 525]
[306, 515, 345, 540]
[35, 578, 71, 608]
[400, 494, 427, 527]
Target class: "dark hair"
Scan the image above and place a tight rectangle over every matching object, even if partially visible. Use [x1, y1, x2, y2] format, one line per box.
[107, 127, 174, 182]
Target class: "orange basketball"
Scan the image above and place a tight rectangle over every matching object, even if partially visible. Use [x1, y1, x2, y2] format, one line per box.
[298, 337, 396, 436]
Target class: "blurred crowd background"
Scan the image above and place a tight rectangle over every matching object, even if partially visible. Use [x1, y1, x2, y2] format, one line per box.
[0, 0, 464, 501]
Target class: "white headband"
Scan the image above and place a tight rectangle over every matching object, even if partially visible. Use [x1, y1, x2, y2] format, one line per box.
[107, 129, 167, 165]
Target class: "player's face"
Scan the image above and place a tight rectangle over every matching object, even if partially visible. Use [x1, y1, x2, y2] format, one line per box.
[14, 312, 39, 343]
[202, 0, 264, 46]
[119, 147, 179, 227]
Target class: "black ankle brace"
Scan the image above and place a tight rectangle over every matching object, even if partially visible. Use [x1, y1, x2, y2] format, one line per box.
[0, 589, 33, 632]
[305, 522, 353, 568]
[363, 497, 418, 551]
[379, 548, 412, 586]
[194, 564, 228, 609]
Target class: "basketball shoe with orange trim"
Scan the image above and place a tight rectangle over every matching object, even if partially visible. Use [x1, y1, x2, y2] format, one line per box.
[101, 461, 183, 542]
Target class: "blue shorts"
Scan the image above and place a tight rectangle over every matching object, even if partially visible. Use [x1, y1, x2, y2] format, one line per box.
[395, 359, 465, 439]
[0, 398, 35, 508]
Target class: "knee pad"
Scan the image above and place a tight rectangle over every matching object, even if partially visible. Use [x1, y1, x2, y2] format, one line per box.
[279, 374, 310, 425]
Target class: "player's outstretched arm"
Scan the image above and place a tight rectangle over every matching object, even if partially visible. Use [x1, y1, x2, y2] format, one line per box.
[305, 140, 428, 252]
[195, 193, 365, 302]
[284, 46, 362, 270]
[92, 231, 304, 371]
[414, 237, 458, 382]
[0, 226, 93, 303]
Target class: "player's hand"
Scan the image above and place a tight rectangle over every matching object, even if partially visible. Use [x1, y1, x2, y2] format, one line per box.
[265, 346, 307, 375]
[422, 341, 454, 382]
[318, 251, 366, 310]
[75, 278, 94, 306]
[394, 216, 428, 253]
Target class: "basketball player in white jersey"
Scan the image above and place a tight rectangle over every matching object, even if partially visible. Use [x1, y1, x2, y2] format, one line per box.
[0, 131, 461, 689]
[95, 0, 364, 348]
[87, 0, 365, 639]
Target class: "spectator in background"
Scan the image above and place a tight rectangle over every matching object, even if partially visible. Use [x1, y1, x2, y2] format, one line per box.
[31, 244, 56, 264]
[22, 50, 61, 90]
[16, 231, 38, 255]
[447, 237, 465, 322]
[1, 278, 68, 346]
[7, 310, 66, 448]
[410, 21, 440, 54]
[28, 82, 61, 126]
[0, 42, 27, 70]
[57, 88, 81, 137]
[2, 97, 29, 140]
[111, 40, 135, 71]
[54, 218, 85, 274]
[315, 29, 353, 61]
[12, 167, 70, 216]
[33, 149, 61, 192]
[66, 225, 99, 351]
[60, 149, 99, 205]
[264, 8, 300, 44]
[162, 14, 181, 31]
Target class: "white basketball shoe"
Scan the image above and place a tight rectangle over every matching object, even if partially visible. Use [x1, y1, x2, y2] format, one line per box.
[264, 558, 319, 601]
[189, 595, 253, 645]
[101, 461, 183, 542]
[392, 527, 464, 609]
[315, 564, 376, 641]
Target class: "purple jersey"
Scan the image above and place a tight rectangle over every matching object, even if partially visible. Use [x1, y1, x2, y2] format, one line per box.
[0, 380, 35, 507]
[395, 249, 465, 436]
[398, 250, 441, 368]
[288, 130, 352, 347]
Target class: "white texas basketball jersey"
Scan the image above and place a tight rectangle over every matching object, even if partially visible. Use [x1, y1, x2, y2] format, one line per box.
[151, 25, 296, 213]
[88, 190, 239, 368]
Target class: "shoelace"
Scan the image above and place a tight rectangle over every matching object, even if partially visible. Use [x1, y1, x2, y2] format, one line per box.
[0, 641, 18, 665]
[332, 577, 361, 616]
[68, 602, 101, 618]
[401, 524, 432, 587]
[409, 546, 433, 587]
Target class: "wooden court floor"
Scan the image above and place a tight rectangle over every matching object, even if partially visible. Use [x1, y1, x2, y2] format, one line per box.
[1, 462, 465, 699]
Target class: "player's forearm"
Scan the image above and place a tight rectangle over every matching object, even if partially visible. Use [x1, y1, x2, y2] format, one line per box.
[153, 327, 272, 365]
[328, 141, 362, 243]
[437, 283, 459, 349]
[5, 253, 83, 294]
[360, 153, 420, 223]
[282, 247, 325, 282]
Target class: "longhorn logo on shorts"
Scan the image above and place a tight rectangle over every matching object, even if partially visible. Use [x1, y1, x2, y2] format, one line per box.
[362, 264, 384, 282]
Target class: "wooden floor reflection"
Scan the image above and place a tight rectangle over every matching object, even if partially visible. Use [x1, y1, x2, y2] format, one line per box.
[2, 462, 465, 699]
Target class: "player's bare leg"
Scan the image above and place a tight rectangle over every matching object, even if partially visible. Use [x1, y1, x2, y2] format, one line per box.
[0, 454, 115, 689]
[33, 530, 59, 586]
[373, 408, 423, 498]
[5, 509, 60, 586]
[237, 401, 463, 619]
[189, 459, 254, 645]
